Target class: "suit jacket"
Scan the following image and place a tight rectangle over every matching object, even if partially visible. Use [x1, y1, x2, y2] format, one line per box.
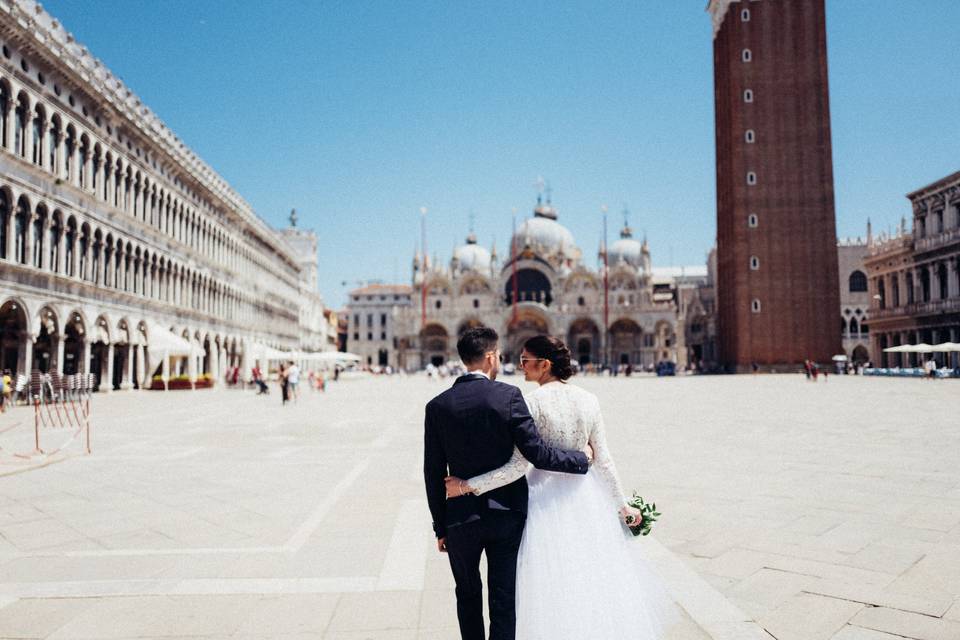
[423, 374, 590, 538]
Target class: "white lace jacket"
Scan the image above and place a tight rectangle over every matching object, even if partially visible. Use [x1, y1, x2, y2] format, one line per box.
[467, 381, 628, 506]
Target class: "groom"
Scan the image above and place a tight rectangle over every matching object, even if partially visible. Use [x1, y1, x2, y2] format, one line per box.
[423, 326, 592, 640]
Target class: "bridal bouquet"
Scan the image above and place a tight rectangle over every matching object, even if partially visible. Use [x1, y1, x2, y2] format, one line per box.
[624, 492, 660, 537]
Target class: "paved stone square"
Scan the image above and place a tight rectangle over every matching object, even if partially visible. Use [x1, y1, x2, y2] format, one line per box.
[0, 374, 957, 639]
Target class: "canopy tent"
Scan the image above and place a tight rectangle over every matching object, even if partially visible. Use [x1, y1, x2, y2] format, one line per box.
[831, 354, 848, 362]
[146, 322, 205, 389]
[146, 322, 203, 357]
[248, 342, 294, 364]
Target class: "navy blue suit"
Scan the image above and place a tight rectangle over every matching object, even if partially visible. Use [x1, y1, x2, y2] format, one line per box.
[424, 374, 589, 640]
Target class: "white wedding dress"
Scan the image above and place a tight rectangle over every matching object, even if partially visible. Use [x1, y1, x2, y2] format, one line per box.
[468, 381, 679, 639]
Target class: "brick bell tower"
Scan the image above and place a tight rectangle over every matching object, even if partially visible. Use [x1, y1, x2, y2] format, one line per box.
[710, 0, 841, 371]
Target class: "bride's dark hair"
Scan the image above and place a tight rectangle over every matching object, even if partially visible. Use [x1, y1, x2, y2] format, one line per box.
[523, 335, 575, 381]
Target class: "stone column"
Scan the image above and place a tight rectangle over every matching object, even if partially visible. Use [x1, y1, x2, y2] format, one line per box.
[2, 203, 12, 261]
[36, 119, 47, 169]
[931, 263, 942, 302]
[136, 344, 145, 389]
[55, 226, 65, 275]
[82, 340, 91, 375]
[23, 208, 34, 268]
[22, 107, 34, 165]
[948, 260, 960, 299]
[100, 343, 114, 392]
[22, 334, 33, 376]
[55, 336, 65, 375]
[39, 216, 50, 271]
[55, 132, 66, 180]
[1, 102, 12, 154]
[119, 343, 133, 390]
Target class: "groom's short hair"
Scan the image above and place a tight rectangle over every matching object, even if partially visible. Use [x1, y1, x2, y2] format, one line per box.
[457, 327, 499, 366]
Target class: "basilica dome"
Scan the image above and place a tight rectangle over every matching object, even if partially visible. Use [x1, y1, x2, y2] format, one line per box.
[609, 226, 643, 267]
[512, 201, 577, 258]
[453, 233, 491, 273]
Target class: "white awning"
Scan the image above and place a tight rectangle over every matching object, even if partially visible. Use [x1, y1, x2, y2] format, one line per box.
[146, 322, 203, 357]
[249, 342, 293, 362]
[296, 351, 361, 362]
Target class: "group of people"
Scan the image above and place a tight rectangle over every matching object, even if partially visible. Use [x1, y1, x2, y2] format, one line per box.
[249, 363, 334, 403]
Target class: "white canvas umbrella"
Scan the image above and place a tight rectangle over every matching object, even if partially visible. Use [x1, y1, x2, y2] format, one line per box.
[931, 342, 960, 352]
[882, 344, 913, 353]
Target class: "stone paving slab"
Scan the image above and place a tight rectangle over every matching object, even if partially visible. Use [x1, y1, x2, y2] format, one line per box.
[0, 374, 955, 639]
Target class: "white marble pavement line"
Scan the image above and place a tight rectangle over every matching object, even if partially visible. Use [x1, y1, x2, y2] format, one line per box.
[25, 457, 371, 559]
[376, 498, 431, 591]
[284, 458, 371, 552]
[643, 534, 774, 640]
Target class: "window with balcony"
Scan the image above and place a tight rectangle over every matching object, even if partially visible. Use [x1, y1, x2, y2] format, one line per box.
[748, 213, 758, 227]
[742, 49, 752, 62]
[751, 298, 761, 313]
[743, 89, 754, 103]
[746, 172, 757, 185]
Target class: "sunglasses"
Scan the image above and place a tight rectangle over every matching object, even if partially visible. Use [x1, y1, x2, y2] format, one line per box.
[519, 357, 546, 367]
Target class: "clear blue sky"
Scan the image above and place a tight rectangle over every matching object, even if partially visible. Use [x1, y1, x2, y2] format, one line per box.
[42, 0, 960, 307]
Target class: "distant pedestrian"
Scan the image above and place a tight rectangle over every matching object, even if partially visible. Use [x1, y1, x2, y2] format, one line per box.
[924, 358, 937, 380]
[279, 363, 289, 405]
[751, 361, 759, 374]
[287, 362, 300, 401]
[803, 360, 812, 380]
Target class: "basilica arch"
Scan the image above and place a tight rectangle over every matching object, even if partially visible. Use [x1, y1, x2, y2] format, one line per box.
[505, 309, 550, 364]
[503, 268, 553, 307]
[567, 317, 600, 366]
[609, 318, 643, 366]
[420, 323, 449, 368]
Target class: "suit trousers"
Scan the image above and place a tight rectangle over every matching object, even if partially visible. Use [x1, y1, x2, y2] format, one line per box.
[445, 510, 526, 640]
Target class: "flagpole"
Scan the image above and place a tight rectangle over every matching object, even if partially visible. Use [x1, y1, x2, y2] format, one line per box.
[420, 206, 427, 332]
[511, 209, 519, 327]
[602, 205, 609, 371]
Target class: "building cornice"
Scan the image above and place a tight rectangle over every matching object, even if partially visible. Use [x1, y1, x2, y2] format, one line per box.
[0, 0, 296, 266]
[906, 171, 960, 206]
[707, 0, 736, 38]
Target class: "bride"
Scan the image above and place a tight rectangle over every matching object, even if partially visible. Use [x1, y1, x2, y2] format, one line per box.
[445, 335, 678, 639]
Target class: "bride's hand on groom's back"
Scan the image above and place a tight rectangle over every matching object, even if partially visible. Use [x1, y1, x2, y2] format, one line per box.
[444, 476, 473, 499]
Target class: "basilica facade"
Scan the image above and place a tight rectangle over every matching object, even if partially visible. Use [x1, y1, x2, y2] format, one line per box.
[0, 1, 331, 390]
[359, 199, 715, 372]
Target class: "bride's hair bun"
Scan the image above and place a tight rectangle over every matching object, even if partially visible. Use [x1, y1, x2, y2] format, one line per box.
[523, 335, 576, 381]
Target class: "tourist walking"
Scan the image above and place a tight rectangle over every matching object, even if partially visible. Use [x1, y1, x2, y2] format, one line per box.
[287, 362, 300, 401]
[279, 363, 289, 405]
